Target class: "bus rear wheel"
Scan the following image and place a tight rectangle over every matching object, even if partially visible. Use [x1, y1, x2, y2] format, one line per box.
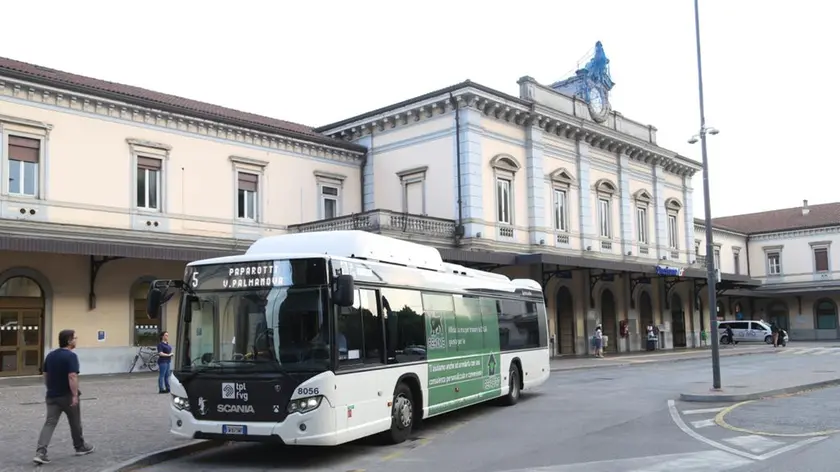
[381, 382, 414, 444]
[500, 364, 521, 406]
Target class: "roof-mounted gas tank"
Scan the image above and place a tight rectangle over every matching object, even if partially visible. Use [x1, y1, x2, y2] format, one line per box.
[246, 230, 445, 272]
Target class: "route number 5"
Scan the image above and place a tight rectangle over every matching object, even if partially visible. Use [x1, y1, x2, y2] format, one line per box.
[191, 271, 199, 288]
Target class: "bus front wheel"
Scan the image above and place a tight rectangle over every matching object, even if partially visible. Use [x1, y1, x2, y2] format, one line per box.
[381, 382, 414, 444]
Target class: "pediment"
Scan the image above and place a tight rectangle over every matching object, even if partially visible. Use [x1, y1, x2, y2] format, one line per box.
[548, 168, 576, 185]
[633, 189, 653, 203]
[490, 154, 521, 172]
[665, 197, 683, 211]
[593, 178, 617, 194]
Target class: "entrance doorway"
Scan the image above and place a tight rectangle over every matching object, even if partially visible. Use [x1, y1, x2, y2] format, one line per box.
[671, 293, 687, 348]
[0, 276, 45, 377]
[767, 301, 790, 332]
[639, 291, 654, 333]
[600, 289, 617, 353]
[555, 286, 575, 354]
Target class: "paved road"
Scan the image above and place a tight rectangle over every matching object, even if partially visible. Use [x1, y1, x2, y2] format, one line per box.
[139, 350, 840, 472]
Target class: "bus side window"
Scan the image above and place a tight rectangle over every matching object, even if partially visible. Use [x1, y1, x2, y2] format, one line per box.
[337, 289, 363, 367]
[381, 288, 425, 363]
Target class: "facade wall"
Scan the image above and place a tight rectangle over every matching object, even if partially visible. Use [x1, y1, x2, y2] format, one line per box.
[0, 89, 362, 241]
[0, 251, 184, 375]
[694, 224, 749, 275]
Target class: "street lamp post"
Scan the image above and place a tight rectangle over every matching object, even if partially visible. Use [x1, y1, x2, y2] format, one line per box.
[690, 0, 722, 390]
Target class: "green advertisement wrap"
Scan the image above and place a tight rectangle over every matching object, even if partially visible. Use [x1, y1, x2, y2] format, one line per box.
[424, 294, 502, 416]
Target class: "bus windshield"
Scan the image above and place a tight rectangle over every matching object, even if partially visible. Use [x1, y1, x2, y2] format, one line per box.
[177, 258, 332, 373]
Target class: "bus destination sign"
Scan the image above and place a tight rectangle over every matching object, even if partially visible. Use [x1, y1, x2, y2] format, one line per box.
[186, 261, 287, 291]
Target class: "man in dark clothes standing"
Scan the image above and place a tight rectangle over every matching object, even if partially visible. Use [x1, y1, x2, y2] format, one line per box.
[34, 329, 95, 464]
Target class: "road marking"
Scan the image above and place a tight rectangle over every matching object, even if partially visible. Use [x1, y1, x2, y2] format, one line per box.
[691, 419, 716, 429]
[682, 407, 725, 415]
[715, 400, 840, 437]
[723, 435, 783, 453]
[669, 400, 828, 461]
[667, 400, 758, 460]
[496, 450, 753, 471]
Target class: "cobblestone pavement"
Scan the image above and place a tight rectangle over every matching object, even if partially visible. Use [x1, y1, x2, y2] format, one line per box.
[0, 373, 193, 472]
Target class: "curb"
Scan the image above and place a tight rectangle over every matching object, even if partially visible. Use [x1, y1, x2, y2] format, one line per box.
[678, 377, 840, 403]
[549, 348, 775, 372]
[98, 439, 225, 472]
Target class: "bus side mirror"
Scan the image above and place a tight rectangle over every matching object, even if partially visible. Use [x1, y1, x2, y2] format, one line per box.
[334, 274, 355, 307]
[146, 287, 165, 320]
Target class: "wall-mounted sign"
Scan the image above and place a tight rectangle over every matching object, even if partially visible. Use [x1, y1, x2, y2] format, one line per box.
[97, 330, 106, 342]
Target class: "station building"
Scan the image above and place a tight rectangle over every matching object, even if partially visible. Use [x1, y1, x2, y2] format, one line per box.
[0, 43, 760, 377]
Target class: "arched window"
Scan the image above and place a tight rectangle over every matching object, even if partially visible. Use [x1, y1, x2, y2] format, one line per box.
[814, 299, 838, 330]
[132, 281, 160, 346]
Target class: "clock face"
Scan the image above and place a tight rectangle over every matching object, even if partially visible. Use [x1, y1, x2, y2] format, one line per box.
[589, 87, 604, 114]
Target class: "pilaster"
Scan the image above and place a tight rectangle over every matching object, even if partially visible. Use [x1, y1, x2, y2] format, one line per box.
[618, 153, 633, 254]
[455, 107, 483, 238]
[682, 176, 696, 263]
[576, 141, 594, 250]
[525, 124, 546, 245]
[652, 165, 667, 260]
[358, 135, 374, 211]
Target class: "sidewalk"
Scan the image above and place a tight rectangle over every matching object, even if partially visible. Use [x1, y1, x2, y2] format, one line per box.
[548, 343, 776, 371]
[679, 348, 840, 402]
[0, 372, 196, 472]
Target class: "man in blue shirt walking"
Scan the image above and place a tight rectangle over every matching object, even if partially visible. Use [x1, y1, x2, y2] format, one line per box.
[34, 329, 95, 464]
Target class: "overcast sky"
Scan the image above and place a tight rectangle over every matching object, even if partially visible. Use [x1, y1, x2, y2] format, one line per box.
[2, 0, 836, 219]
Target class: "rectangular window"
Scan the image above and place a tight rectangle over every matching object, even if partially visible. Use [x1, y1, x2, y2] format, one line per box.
[553, 189, 567, 231]
[767, 252, 781, 275]
[714, 249, 721, 270]
[337, 288, 385, 368]
[814, 248, 829, 272]
[380, 288, 426, 363]
[136, 156, 161, 210]
[636, 207, 648, 244]
[237, 172, 258, 220]
[667, 214, 679, 248]
[734, 253, 741, 275]
[598, 198, 611, 238]
[8, 136, 40, 197]
[496, 178, 512, 224]
[321, 185, 339, 219]
[404, 180, 423, 214]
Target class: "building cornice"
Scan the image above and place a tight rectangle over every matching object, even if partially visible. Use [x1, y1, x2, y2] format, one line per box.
[750, 225, 840, 242]
[693, 222, 748, 238]
[0, 75, 365, 164]
[320, 85, 700, 177]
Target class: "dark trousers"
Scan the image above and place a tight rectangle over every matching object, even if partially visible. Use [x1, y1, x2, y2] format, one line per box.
[36, 395, 85, 453]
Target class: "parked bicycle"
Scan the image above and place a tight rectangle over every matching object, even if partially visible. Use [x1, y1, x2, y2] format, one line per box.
[129, 345, 160, 373]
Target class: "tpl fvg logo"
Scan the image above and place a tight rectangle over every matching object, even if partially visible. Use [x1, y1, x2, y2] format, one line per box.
[221, 382, 249, 402]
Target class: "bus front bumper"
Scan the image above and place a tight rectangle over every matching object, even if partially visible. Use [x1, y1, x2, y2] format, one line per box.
[169, 403, 340, 446]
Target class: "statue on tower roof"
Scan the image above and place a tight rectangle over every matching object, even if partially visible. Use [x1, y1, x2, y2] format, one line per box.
[582, 41, 615, 91]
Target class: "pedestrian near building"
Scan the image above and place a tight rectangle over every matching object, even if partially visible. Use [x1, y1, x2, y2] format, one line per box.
[157, 331, 173, 393]
[34, 329, 95, 464]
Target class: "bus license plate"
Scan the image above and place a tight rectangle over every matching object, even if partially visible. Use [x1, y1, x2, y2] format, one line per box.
[222, 425, 247, 435]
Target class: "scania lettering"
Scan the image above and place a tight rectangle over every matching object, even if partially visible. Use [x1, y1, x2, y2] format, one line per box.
[146, 230, 550, 446]
[218, 405, 256, 414]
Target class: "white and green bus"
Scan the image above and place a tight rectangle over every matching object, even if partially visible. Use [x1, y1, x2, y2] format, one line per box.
[146, 230, 549, 446]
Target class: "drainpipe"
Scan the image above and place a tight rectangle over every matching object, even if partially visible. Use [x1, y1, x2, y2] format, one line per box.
[450, 92, 464, 245]
[745, 234, 751, 277]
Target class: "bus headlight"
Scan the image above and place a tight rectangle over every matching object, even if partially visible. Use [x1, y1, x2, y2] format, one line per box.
[172, 395, 190, 411]
[287, 396, 323, 414]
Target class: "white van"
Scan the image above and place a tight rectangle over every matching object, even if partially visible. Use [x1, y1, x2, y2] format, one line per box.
[718, 320, 775, 344]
